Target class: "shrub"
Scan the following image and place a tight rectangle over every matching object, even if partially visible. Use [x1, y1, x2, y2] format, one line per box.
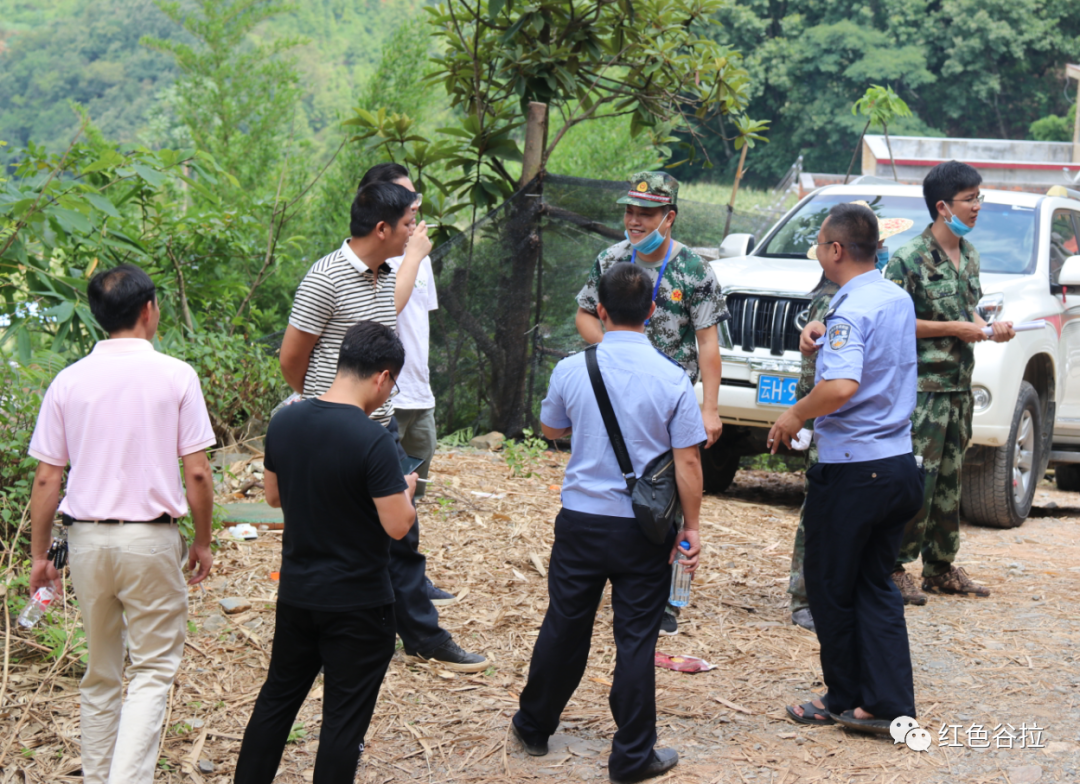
[0, 351, 67, 541]
[163, 330, 290, 448]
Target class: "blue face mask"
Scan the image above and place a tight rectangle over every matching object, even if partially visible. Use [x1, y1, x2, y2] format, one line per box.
[944, 207, 974, 238]
[876, 248, 889, 271]
[625, 228, 666, 255]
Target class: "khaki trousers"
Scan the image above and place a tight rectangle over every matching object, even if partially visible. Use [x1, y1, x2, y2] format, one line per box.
[68, 523, 188, 784]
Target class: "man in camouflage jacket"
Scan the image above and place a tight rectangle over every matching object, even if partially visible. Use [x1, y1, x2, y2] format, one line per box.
[575, 171, 728, 636]
[883, 161, 1014, 604]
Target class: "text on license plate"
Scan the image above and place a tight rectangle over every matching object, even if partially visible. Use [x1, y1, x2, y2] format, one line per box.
[756, 374, 798, 407]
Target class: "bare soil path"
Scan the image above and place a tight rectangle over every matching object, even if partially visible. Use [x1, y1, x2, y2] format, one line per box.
[6, 450, 1079, 783]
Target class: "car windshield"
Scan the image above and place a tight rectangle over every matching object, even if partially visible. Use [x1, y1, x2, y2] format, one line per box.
[757, 193, 1038, 274]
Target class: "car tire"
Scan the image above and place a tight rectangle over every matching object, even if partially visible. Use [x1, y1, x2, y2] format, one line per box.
[961, 380, 1042, 529]
[1055, 464, 1080, 492]
[701, 443, 739, 494]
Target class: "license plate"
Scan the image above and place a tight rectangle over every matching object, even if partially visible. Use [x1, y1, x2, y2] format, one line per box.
[756, 374, 798, 407]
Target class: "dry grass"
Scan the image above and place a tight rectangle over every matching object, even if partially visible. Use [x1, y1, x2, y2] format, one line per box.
[3, 449, 1079, 783]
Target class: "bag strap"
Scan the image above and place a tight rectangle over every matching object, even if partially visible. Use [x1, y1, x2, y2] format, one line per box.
[584, 345, 636, 491]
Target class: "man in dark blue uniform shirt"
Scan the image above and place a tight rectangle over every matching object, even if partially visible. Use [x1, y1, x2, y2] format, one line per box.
[769, 203, 924, 733]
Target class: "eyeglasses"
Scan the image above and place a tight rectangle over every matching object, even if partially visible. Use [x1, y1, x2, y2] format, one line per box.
[389, 373, 400, 399]
[947, 194, 984, 205]
[410, 192, 423, 207]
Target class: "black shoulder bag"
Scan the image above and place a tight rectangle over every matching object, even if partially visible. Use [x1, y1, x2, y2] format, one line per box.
[584, 345, 680, 544]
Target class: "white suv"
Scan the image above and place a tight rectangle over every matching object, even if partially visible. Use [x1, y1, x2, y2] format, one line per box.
[702, 180, 1080, 528]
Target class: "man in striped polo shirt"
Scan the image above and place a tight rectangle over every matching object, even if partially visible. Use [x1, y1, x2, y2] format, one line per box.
[279, 181, 488, 672]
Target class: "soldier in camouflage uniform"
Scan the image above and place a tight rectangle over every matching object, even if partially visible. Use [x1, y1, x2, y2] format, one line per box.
[576, 171, 729, 636]
[883, 161, 1014, 603]
[787, 278, 838, 630]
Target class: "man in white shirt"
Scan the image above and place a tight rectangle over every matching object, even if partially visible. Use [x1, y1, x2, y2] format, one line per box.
[357, 163, 454, 606]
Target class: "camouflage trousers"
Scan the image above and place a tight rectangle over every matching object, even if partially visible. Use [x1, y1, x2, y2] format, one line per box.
[788, 443, 816, 613]
[896, 390, 972, 577]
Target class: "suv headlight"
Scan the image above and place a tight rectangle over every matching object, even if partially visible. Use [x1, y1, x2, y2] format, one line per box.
[977, 293, 1004, 324]
[972, 386, 992, 411]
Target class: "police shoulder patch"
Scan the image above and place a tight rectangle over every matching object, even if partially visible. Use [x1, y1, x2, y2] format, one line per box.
[828, 323, 851, 350]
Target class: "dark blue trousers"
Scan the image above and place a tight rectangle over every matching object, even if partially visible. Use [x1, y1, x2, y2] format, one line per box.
[514, 508, 675, 781]
[803, 453, 924, 720]
[386, 417, 450, 654]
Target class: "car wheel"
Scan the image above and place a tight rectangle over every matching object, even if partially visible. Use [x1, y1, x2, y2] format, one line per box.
[701, 443, 739, 494]
[1055, 464, 1080, 492]
[961, 380, 1041, 529]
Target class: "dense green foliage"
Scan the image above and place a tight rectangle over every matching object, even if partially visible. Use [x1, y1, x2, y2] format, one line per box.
[0, 0, 424, 155]
[347, 0, 759, 432]
[695, 0, 1080, 183]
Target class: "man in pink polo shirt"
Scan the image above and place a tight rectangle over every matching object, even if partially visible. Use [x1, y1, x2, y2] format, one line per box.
[28, 264, 215, 784]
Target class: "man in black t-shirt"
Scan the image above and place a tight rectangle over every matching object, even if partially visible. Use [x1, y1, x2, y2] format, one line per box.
[234, 321, 418, 784]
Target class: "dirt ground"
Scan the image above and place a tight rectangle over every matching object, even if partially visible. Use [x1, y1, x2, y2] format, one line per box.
[4, 448, 1079, 784]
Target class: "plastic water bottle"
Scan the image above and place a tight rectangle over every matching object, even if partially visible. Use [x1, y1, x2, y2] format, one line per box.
[668, 541, 692, 607]
[18, 587, 56, 629]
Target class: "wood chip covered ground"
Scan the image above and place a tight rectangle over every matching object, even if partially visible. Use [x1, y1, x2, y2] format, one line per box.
[3, 448, 1079, 783]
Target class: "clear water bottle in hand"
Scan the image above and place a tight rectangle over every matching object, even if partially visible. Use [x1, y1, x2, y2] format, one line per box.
[18, 587, 56, 629]
[669, 540, 692, 608]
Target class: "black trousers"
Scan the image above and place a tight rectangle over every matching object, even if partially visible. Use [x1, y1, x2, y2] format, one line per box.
[233, 600, 396, 784]
[386, 416, 451, 654]
[803, 453, 924, 720]
[514, 508, 674, 781]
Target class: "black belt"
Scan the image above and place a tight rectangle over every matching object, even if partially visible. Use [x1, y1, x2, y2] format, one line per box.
[61, 513, 174, 526]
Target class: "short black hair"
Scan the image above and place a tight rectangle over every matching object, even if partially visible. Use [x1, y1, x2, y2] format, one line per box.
[358, 162, 411, 190]
[87, 264, 156, 334]
[923, 161, 982, 219]
[350, 182, 416, 238]
[598, 262, 653, 326]
[337, 320, 405, 380]
[825, 203, 879, 263]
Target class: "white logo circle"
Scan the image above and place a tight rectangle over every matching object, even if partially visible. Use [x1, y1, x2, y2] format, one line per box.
[890, 716, 919, 744]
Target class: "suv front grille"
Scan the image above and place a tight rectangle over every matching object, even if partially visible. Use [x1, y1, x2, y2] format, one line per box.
[725, 293, 811, 355]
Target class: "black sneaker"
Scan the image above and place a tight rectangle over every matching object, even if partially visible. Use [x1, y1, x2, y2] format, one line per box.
[511, 720, 548, 756]
[610, 748, 679, 783]
[425, 577, 456, 606]
[404, 638, 489, 673]
[659, 607, 678, 636]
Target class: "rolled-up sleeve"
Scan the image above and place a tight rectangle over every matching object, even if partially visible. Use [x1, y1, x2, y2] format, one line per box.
[689, 265, 730, 329]
[819, 317, 865, 384]
[541, 362, 571, 430]
[575, 256, 603, 315]
[178, 368, 217, 456]
[28, 381, 69, 467]
[669, 378, 707, 448]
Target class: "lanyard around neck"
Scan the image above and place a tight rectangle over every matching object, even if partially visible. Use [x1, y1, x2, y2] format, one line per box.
[630, 240, 674, 326]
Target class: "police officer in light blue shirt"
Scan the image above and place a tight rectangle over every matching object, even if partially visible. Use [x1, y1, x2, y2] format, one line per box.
[768, 202, 924, 735]
[512, 263, 705, 784]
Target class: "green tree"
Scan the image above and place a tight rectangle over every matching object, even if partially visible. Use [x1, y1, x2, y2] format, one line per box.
[0, 0, 180, 152]
[847, 85, 912, 182]
[1030, 105, 1077, 142]
[141, 0, 306, 194]
[699, 0, 1080, 184]
[349, 0, 759, 434]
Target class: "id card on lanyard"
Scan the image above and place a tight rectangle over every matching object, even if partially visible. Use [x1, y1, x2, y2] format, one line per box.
[631, 240, 674, 326]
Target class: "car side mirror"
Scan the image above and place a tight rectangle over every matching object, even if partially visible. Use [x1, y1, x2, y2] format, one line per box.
[718, 233, 756, 258]
[1059, 256, 1080, 287]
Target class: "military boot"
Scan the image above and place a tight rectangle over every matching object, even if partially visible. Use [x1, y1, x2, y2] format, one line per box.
[923, 566, 990, 597]
[891, 569, 929, 606]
